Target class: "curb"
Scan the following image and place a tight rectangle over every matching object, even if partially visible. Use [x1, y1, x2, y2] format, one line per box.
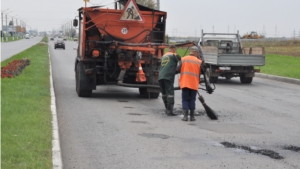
[49, 49, 63, 169]
[256, 73, 300, 85]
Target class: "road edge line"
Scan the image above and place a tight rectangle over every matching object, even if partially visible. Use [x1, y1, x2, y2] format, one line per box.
[256, 73, 300, 85]
[49, 48, 63, 169]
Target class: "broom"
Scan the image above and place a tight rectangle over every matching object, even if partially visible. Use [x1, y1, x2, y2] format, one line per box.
[197, 91, 218, 120]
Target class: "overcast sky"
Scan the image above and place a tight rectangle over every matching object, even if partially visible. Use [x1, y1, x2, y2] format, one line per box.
[1, 0, 300, 37]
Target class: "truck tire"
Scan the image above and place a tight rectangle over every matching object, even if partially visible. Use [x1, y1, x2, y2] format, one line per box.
[76, 63, 92, 97]
[209, 76, 218, 83]
[206, 68, 218, 83]
[240, 66, 254, 84]
[139, 88, 160, 99]
[240, 75, 253, 84]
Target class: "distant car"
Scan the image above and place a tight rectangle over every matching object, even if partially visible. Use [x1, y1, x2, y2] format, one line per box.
[54, 40, 65, 49]
[73, 38, 78, 41]
[25, 34, 30, 39]
[50, 37, 54, 41]
[63, 37, 67, 41]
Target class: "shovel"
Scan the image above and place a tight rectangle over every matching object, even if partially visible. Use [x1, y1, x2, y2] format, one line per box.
[197, 91, 218, 120]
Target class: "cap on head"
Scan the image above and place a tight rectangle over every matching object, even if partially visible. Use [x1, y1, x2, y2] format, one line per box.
[190, 46, 199, 53]
[169, 45, 176, 49]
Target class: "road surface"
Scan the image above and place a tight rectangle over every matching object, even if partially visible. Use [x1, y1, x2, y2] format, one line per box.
[49, 40, 300, 169]
[1, 37, 43, 61]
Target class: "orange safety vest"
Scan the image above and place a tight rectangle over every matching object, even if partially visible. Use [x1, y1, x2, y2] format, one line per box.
[179, 55, 202, 90]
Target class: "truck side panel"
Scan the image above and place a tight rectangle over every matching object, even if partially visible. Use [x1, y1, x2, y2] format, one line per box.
[217, 54, 265, 66]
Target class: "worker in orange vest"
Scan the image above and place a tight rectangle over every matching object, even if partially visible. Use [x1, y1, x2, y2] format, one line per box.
[158, 45, 181, 116]
[178, 46, 202, 121]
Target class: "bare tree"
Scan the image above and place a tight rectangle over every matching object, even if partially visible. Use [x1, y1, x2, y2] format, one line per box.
[136, 0, 157, 9]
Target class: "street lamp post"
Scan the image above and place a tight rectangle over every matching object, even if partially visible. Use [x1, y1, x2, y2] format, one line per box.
[1, 9, 9, 41]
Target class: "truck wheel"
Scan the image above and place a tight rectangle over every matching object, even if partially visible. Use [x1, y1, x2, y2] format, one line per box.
[225, 76, 232, 80]
[139, 88, 160, 99]
[76, 63, 92, 97]
[240, 75, 253, 84]
[209, 77, 218, 83]
[206, 67, 218, 83]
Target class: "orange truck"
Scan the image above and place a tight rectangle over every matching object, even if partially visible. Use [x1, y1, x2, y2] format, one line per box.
[73, 0, 192, 98]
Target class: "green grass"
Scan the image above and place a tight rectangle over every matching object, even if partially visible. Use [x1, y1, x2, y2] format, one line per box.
[1, 36, 24, 42]
[164, 48, 190, 57]
[1, 37, 52, 168]
[257, 54, 300, 79]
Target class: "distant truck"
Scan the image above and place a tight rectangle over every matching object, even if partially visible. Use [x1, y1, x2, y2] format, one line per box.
[25, 34, 30, 39]
[199, 30, 265, 84]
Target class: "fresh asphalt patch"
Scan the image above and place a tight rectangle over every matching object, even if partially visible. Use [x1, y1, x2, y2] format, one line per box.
[283, 145, 300, 153]
[221, 142, 284, 160]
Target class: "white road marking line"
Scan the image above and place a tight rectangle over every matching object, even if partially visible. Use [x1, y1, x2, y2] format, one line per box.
[49, 48, 63, 169]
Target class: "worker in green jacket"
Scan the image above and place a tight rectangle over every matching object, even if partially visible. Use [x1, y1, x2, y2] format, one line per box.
[158, 45, 181, 116]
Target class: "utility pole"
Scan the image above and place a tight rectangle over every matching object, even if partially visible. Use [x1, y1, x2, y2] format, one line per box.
[157, 0, 160, 10]
[1, 12, 3, 40]
[228, 25, 229, 33]
[275, 25, 277, 38]
[234, 24, 236, 33]
[294, 29, 296, 39]
[6, 14, 7, 36]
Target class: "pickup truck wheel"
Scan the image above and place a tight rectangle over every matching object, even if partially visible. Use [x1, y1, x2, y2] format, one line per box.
[240, 75, 253, 84]
[76, 63, 92, 97]
[206, 67, 218, 83]
[209, 77, 218, 83]
[139, 88, 160, 99]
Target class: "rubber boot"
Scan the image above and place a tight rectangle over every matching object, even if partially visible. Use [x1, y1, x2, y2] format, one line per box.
[164, 102, 168, 114]
[190, 110, 196, 121]
[182, 109, 188, 121]
[167, 104, 177, 116]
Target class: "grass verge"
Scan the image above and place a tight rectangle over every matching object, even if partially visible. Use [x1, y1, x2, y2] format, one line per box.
[257, 54, 300, 79]
[1, 36, 24, 42]
[1, 37, 52, 168]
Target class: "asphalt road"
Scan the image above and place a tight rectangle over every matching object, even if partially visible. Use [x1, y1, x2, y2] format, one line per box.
[50, 40, 300, 169]
[1, 37, 43, 61]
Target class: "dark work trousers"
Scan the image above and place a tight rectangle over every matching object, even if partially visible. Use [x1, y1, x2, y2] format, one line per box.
[159, 79, 174, 106]
[181, 88, 197, 110]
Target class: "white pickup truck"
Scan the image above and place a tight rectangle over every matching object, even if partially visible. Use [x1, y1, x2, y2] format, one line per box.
[199, 30, 265, 84]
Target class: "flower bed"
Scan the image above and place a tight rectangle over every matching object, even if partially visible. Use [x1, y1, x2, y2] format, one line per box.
[1, 59, 30, 78]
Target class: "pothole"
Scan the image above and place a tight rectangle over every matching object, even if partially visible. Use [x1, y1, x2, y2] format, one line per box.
[130, 121, 148, 124]
[118, 100, 128, 102]
[221, 142, 284, 160]
[138, 133, 170, 139]
[283, 146, 300, 153]
[127, 113, 147, 116]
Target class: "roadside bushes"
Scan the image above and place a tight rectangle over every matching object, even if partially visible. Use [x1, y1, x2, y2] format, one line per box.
[1, 58, 30, 78]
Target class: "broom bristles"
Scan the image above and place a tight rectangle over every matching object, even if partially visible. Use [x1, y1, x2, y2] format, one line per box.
[203, 104, 218, 120]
